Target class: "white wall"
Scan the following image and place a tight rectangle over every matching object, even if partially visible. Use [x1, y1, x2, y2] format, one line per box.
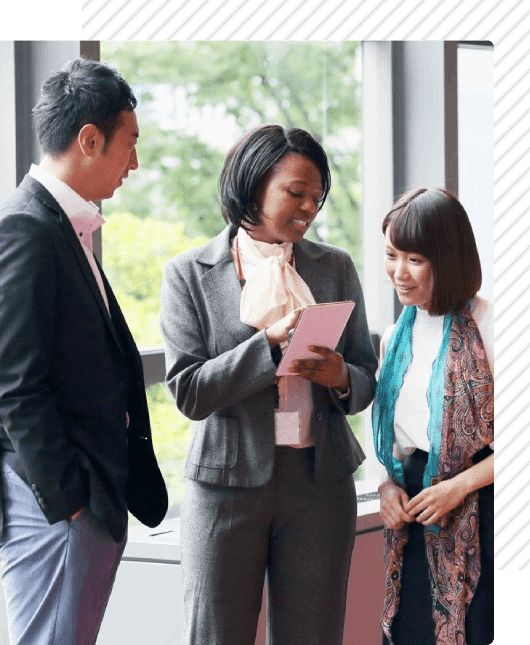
[457, 45, 494, 301]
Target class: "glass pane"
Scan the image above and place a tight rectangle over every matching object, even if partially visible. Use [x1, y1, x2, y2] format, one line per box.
[457, 45, 494, 301]
[147, 382, 188, 518]
[101, 41, 362, 348]
[101, 42, 368, 507]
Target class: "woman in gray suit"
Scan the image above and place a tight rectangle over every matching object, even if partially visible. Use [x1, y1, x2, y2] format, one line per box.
[160, 124, 378, 645]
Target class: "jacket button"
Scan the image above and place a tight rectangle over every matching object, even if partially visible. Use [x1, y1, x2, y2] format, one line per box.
[315, 411, 323, 421]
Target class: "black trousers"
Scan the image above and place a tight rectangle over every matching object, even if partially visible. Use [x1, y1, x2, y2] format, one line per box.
[383, 449, 493, 645]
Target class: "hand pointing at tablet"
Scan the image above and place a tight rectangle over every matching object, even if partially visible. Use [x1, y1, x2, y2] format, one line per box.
[265, 308, 305, 348]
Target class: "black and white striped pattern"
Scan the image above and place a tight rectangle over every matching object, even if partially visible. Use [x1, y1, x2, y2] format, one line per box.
[79, 0, 528, 636]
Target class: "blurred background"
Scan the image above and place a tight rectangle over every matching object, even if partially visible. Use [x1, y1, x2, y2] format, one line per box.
[0, 40, 493, 644]
[100, 41, 364, 520]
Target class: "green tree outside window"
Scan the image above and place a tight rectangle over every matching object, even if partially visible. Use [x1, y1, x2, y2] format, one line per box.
[101, 41, 363, 517]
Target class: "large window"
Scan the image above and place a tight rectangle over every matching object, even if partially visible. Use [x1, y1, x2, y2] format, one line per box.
[101, 41, 364, 519]
[0, 39, 494, 532]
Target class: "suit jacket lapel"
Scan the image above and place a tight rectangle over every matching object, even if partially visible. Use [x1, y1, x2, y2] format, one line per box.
[60, 214, 117, 328]
[23, 176, 124, 353]
[294, 238, 336, 304]
[94, 257, 132, 356]
[197, 227, 257, 348]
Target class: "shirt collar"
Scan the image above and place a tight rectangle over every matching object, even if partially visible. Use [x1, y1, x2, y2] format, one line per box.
[29, 164, 105, 253]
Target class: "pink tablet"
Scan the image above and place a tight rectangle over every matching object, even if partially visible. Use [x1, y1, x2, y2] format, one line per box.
[276, 301, 355, 376]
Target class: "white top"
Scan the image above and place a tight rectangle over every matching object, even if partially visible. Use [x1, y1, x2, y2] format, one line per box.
[380, 296, 493, 457]
[28, 164, 109, 312]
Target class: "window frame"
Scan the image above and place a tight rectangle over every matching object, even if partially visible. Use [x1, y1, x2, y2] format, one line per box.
[94, 40, 468, 486]
[3, 38, 492, 518]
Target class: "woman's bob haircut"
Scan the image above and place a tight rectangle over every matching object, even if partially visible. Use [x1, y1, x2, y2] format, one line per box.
[219, 123, 331, 230]
[383, 187, 482, 316]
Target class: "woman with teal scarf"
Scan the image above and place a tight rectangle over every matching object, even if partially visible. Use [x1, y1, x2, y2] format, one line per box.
[372, 188, 493, 645]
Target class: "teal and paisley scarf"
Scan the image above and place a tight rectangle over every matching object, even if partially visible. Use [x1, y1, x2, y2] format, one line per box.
[372, 304, 494, 645]
[372, 305, 452, 494]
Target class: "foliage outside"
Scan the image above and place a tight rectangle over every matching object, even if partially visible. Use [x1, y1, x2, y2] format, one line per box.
[101, 42, 364, 514]
[103, 41, 362, 265]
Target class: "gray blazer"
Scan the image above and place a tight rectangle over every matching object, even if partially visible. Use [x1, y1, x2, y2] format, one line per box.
[160, 225, 378, 488]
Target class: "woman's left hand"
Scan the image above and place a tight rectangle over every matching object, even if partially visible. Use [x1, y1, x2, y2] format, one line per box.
[405, 478, 469, 526]
[405, 452, 493, 526]
[288, 345, 350, 391]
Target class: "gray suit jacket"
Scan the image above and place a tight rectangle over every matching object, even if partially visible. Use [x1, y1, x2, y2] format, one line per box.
[160, 225, 377, 487]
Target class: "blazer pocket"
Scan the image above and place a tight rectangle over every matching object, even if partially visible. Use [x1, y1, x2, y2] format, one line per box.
[189, 416, 239, 469]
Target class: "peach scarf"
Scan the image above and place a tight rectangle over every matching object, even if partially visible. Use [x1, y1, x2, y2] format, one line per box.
[236, 227, 315, 329]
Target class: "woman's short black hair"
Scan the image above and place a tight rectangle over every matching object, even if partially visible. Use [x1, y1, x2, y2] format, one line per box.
[32, 58, 137, 156]
[382, 187, 482, 316]
[219, 124, 331, 229]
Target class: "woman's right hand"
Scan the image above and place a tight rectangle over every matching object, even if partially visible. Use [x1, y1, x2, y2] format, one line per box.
[378, 479, 414, 530]
[265, 308, 304, 348]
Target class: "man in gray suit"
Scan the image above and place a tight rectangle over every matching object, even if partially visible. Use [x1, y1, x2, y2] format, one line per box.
[0, 58, 167, 644]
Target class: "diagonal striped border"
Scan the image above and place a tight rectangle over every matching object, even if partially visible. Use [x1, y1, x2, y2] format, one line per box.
[82, 0, 528, 568]
[82, 0, 512, 42]
[490, 0, 530, 578]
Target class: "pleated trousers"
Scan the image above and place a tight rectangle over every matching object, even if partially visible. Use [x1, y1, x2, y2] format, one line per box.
[181, 446, 357, 645]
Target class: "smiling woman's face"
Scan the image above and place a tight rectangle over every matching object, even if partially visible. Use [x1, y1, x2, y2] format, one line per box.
[384, 226, 434, 311]
[247, 152, 323, 245]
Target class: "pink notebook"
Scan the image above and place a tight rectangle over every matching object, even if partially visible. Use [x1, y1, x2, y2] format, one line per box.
[276, 301, 355, 376]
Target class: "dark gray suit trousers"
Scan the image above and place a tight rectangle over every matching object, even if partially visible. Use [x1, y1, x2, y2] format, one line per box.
[180, 446, 357, 645]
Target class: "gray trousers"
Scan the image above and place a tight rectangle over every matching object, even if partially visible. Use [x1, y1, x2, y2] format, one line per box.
[0, 463, 126, 645]
[181, 446, 357, 645]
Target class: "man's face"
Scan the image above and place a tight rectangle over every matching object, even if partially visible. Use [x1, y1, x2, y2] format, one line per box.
[92, 110, 139, 201]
